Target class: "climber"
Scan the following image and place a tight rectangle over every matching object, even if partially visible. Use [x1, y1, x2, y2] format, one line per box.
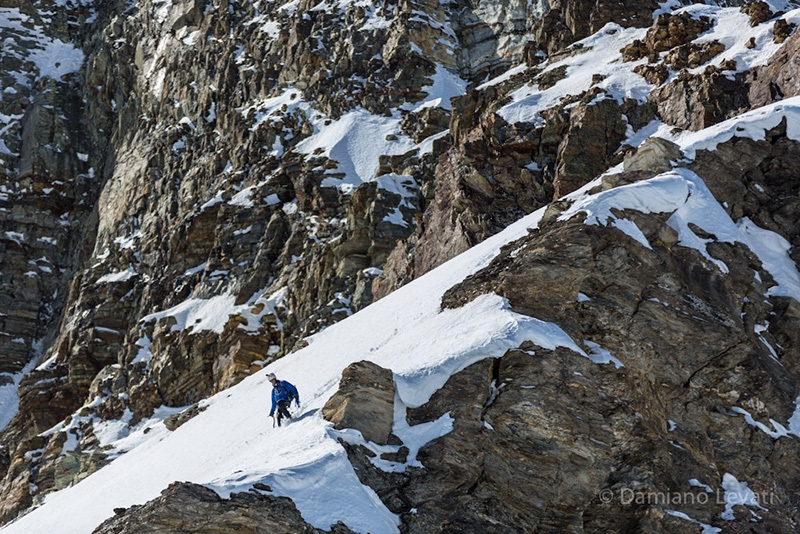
[268, 372, 299, 427]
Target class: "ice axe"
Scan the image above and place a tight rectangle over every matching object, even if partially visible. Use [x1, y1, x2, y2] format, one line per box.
[270, 414, 276, 428]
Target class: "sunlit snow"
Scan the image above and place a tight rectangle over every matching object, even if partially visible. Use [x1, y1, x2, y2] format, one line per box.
[402, 64, 468, 112]
[719, 473, 767, 521]
[498, 23, 651, 126]
[0, 361, 37, 432]
[296, 109, 416, 187]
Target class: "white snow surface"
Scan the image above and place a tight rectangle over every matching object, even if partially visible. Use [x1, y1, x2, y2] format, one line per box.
[561, 100, 800, 302]
[402, 64, 468, 112]
[0, 206, 553, 534]
[665, 510, 721, 534]
[676, 5, 800, 75]
[95, 266, 137, 284]
[141, 294, 243, 334]
[720, 473, 767, 520]
[0, 361, 37, 432]
[296, 108, 416, 187]
[139, 285, 288, 336]
[731, 406, 797, 439]
[559, 167, 792, 277]
[662, 97, 800, 160]
[496, 5, 800, 128]
[0, 7, 85, 81]
[498, 23, 652, 126]
[0, 381, 18, 432]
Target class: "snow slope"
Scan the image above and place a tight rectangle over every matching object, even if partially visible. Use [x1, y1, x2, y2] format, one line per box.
[6, 99, 800, 533]
[0, 201, 551, 533]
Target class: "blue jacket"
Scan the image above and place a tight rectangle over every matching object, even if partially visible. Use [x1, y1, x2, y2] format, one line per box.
[269, 380, 299, 416]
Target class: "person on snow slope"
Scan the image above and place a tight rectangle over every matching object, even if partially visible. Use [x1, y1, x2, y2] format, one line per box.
[268, 372, 299, 427]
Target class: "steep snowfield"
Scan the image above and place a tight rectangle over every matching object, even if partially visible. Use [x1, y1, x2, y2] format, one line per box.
[5, 98, 800, 533]
[0, 202, 548, 533]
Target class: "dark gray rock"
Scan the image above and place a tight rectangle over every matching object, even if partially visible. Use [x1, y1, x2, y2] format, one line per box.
[749, 24, 800, 107]
[92, 481, 356, 534]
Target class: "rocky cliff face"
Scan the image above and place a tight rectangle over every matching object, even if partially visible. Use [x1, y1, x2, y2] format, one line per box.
[2, 0, 800, 530]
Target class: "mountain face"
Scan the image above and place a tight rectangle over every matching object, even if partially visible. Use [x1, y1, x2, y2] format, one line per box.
[2, 0, 800, 530]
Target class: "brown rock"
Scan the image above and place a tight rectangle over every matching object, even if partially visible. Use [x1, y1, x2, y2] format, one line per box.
[53, 451, 108, 492]
[773, 18, 797, 44]
[634, 62, 669, 86]
[749, 24, 800, 107]
[163, 403, 207, 432]
[553, 95, 629, 197]
[621, 39, 648, 62]
[401, 146, 800, 530]
[322, 361, 395, 445]
[741, 1, 774, 26]
[688, 119, 800, 256]
[645, 12, 714, 54]
[622, 12, 715, 74]
[651, 68, 749, 131]
[663, 40, 726, 70]
[535, 65, 568, 90]
[530, 0, 658, 57]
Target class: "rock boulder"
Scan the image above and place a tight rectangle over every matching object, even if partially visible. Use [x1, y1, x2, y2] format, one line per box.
[322, 361, 396, 445]
[92, 482, 356, 534]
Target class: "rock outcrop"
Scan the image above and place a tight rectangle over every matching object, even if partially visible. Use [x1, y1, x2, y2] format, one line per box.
[334, 128, 800, 532]
[323, 360, 396, 445]
[92, 482, 357, 534]
[749, 21, 800, 107]
[650, 67, 749, 131]
[344, 342, 800, 531]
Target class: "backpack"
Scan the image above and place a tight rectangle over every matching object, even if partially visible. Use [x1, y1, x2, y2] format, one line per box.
[276, 381, 295, 402]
